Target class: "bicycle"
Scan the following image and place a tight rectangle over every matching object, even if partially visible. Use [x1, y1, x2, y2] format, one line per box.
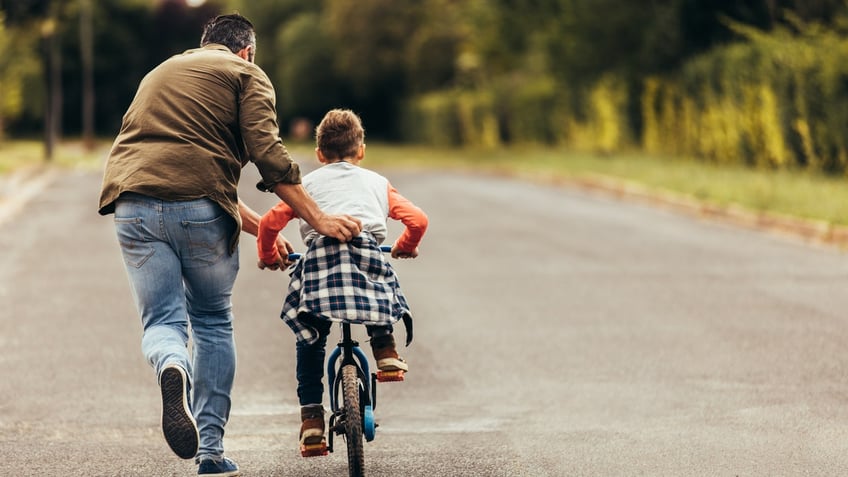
[288, 244, 404, 477]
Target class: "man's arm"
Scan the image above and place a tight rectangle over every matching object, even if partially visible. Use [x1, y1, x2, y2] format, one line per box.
[238, 199, 261, 236]
[238, 62, 359, 241]
[238, 198, 295, 269]
[271, 182, 362, 241]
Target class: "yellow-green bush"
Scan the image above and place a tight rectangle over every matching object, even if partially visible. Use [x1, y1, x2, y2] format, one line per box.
[402, 90, 498, 148]
[402, 76, 563, 148]
[499, 75, 560, 145]
[455, 90, 500, 148]
[561, 75, 632, 153]
[404, 19, 848, 176]
[402, 91, 462, 147]
[644, 25, 848, 175]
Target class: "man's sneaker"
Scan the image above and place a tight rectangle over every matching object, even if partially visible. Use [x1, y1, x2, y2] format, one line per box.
[160, 364, 199, 459]
[197, 457, 240, 476]
[370, 334, 408, 372]
[299, 404, 327, 457]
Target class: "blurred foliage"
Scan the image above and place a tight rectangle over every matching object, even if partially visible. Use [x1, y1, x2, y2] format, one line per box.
[642, 11, 848, 174]
[0, 0, 217, 137]
[4, 0, 848, 176]
[0, 11, 40, 140]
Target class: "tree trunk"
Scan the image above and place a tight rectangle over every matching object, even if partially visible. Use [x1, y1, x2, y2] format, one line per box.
[43, 29, 54, 161]
[80, 0, 95, 151]
[43, 2, 62, 161]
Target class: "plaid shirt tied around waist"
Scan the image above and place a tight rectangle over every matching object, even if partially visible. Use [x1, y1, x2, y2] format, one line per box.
[282, 234, 412, 345]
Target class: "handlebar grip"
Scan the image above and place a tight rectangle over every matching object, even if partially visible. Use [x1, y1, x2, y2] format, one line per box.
[288, 245, 392, 261]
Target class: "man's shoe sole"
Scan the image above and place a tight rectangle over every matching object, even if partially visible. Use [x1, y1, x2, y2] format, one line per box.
[198, 468, 241, 477]
[198, 458, 240, 476]
[160, 366, 199, 459]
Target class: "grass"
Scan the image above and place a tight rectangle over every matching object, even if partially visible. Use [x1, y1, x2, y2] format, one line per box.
[338, 143, 848, 227]
[4, 138, 848, 227]
[0, 139, 110, 174]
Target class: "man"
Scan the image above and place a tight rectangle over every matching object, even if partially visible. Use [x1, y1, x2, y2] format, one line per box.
[98, 14, 361, 476]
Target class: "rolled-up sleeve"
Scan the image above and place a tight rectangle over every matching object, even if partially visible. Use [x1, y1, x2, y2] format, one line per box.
[238, 65, 302, 191]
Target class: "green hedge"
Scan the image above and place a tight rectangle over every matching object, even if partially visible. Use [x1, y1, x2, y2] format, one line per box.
[403, 24, 848, 176]
[644, 26, 848, 174]
[402, 75, 566, 148]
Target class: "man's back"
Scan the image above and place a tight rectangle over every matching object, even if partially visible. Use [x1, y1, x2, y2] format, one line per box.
[107, 45, 248, 186]
[98, 43, 294, 229]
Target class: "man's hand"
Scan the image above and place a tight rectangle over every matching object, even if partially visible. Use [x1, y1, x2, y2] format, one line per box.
[272, 183, 362, 242]
[313, 213, 362, 242]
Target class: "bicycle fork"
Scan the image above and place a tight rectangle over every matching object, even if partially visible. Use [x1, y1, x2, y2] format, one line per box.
[327, 326, 378, 453]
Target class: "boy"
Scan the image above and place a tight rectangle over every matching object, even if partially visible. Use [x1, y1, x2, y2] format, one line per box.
[256, 109, 428, 455]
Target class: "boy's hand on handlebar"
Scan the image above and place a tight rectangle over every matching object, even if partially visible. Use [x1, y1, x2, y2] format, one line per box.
[257, 257, 282, 270]
[276, 234, 295, 259]
[257, 253, 295, 271]
[391, 246, 419, 259]
[257, 235, 296, 271]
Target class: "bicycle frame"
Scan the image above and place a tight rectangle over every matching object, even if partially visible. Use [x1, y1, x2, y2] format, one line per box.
[327, 323, 376, 413]
[326, 322, 378, 454]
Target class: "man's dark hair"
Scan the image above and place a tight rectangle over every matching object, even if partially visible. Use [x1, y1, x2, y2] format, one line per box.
[200, 13, 255, 53]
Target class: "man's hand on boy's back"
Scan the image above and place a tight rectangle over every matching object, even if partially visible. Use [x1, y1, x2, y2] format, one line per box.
[272, 182, 362, 242]
[312, 213, 363, 242]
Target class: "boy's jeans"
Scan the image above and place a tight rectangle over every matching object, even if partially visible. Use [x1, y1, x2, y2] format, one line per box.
[113, 193, 238, 461]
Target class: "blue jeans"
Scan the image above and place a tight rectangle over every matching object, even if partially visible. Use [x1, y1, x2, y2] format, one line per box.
[113, 193, 239, 461]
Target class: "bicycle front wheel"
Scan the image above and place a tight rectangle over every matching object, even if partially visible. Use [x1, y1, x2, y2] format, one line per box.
[342, 364, 365, 477]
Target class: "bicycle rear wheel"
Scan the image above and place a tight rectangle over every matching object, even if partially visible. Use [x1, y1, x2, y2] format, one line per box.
[342, 364, 365, 477]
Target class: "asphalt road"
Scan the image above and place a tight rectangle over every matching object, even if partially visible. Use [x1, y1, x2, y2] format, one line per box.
[2, 159, 848, 476]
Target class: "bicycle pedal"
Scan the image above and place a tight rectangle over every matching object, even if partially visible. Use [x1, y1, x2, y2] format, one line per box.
[300, 442, 328, 457]
[376, 370, 405, 382]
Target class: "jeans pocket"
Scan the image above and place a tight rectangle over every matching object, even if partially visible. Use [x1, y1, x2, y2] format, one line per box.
[182, 214, 230, 265]
[114, 217, 155, 268]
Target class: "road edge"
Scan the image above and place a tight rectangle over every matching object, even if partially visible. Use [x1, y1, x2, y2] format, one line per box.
[520, 170, 848, 251]
[0, 165, 61, 227]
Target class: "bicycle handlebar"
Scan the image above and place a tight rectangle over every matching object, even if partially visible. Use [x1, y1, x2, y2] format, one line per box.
[287, 245, 392, 261]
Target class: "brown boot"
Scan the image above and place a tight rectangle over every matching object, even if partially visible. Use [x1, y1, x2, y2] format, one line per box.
[299, 404, 327, 457]
[370, 334, 409, 372]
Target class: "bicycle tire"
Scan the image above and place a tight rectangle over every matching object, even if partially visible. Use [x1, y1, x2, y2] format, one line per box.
[342, 364, 365, 477]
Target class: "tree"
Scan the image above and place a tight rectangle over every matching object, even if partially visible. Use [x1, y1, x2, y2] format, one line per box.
[0, 9, 41, 142]
[323, 0, 422, 137]
[224, 0, 319, 113]
[0, 11, 13, 140]
[79, 0, 94, 150]
[404, 0, 462, 93]
[275, 12, 343, 122]
[43, 0, 62, 160]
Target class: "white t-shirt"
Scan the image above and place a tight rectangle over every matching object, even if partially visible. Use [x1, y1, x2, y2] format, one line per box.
[300, 161, 390, 245]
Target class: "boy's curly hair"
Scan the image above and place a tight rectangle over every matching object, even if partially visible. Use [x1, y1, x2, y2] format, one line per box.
[315, 109, 365, 160]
